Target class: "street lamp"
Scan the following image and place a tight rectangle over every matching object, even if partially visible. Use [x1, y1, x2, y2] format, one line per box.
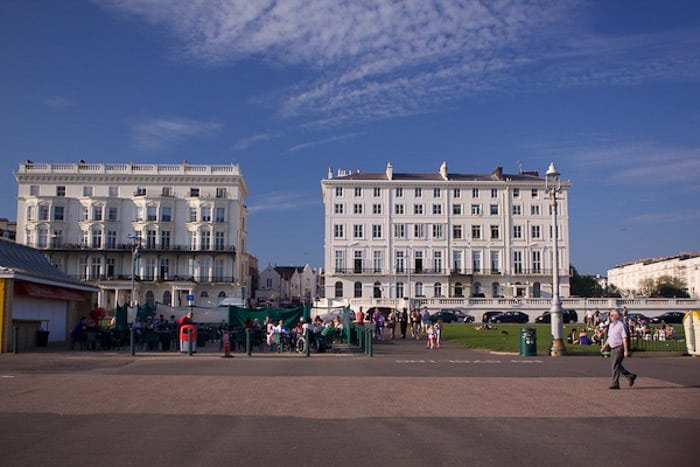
[128, 234, 140, 308]
[545, 162, 565, 356]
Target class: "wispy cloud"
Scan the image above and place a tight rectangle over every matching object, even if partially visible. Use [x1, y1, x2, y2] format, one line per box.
[232, 132, 277, 151]
[626, 210, 700, 225]
[41, 96, 75, 108]
[285, 132, 364, 154]
[131, 117, 222, 150]
[99, 1, 700, 126]
[248, 191, 318, 214]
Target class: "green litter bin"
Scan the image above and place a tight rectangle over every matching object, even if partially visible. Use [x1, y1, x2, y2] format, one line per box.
[519, 327, 536, 356]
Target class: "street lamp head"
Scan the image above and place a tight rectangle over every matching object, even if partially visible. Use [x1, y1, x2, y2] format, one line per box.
[545, 162, 561, 192]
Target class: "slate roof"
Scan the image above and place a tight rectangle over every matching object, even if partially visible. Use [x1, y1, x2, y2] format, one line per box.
[0, 238, 90, 288]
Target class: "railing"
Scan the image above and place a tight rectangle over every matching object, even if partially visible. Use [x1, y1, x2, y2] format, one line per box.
[17, 161, 241, 176]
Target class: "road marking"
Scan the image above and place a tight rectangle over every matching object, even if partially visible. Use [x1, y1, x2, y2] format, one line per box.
[511, 360, 543, 364]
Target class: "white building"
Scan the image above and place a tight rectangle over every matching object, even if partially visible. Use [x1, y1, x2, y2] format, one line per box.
[608, 253, 700, 298]
[14, 161, 250, 310]
[256, 264, 317, 306]
[321, 162, 571, 303]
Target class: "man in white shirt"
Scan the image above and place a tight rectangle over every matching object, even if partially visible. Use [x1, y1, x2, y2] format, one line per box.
[600, 309, 637, 390]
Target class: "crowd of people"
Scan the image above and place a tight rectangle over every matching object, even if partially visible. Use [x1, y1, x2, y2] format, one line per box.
[354, 305, 442, 349]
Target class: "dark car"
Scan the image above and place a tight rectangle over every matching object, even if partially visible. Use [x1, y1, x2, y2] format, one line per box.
[534, 309, 578, 324]
[364, 307, 397, 322]
[480, 311, 503, 323]
[649, 311, 685, 324]
[489, 311, 529, 324]
[429, 311, 461, 324]
[442, 308, 475, 323]
[627, 312, 650, 323]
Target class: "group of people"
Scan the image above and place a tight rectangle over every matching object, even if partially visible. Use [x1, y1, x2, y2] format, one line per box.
[354, 305, 441, 349]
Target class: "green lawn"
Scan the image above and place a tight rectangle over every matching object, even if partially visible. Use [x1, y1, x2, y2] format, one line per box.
[441, 323, 686, 354]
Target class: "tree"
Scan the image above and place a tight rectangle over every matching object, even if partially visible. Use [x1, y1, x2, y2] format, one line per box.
[636, 275, 689, 298]
[569, 266, 605, 297]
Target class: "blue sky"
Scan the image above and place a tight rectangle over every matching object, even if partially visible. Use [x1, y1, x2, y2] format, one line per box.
[1, 0, 699, 276]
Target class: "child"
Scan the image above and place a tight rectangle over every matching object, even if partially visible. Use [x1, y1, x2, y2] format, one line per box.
[427, 324, 436, 350]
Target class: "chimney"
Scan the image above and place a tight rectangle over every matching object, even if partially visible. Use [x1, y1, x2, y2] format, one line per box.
[327, 166, 333, 179]
[386, 162, 393, 180]
[492, 166, 503, 180]
[439, 161, 448, 180]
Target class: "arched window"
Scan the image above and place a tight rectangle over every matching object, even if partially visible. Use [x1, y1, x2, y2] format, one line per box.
[532, 282, 541, 298]
[162, 291, 172, 306]
[415, 282, 423, 297]
[396, 281, 404, 299]
[146, 290, 155, 307]
[373, 281, 382, 299]
[454, 282, 463, 297]
[200, 290, 209, 297]
[492, 282, 500, 298]
[471, 282, 482, 297]
[334, 281, 343, 298]
[218, 291, 226, 299]
[434, 282, 442, 297]
[354, 281, 362, 298]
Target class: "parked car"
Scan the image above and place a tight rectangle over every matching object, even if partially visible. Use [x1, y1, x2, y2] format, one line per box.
[480, 311, 503, 323]
[442, 308, 475, 323]
[489, 311, 529, 324]
[429, 310, 461, 324]
[364, 307, 398, 322]
[649, 311, 685, 324]
[627, 312, 650, 323]
[534, 309, 578, 324]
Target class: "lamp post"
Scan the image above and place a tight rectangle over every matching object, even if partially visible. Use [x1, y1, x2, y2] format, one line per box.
[545, 163, 565, 356]
[128, 234, 140, 308]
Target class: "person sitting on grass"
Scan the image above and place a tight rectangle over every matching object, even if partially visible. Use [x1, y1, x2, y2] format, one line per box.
[578, 328, 591, 345]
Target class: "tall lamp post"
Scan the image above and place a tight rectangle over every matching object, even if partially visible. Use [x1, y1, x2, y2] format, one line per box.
[545, 163, 565, 356]
[128, 234, 140, 308]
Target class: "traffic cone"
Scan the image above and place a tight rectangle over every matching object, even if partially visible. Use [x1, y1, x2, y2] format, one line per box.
[222, 329, 233, 358]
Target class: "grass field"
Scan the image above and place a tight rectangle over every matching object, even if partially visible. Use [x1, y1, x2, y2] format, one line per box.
[440, 322, 687, 355]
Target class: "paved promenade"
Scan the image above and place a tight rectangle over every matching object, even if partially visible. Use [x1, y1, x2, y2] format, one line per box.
[0, 336, 698, 466]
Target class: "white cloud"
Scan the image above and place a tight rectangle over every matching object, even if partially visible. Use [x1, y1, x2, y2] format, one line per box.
[232, 132, 277, 151]
[247, 191, 317, 214]
[131, 117, 222, 150]
[99, 1, 700, 125]
[285, 132, 364, 154]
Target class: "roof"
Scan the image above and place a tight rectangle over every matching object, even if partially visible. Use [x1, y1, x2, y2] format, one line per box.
[274, 266, 306, 279]
[329, 166, 545, 183]
[0, 238, 96, 291]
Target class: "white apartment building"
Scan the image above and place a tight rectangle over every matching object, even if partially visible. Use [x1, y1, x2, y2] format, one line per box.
[14, 161, 249, 310]
[608, 253, 700, 298]
[321, 162, 571, 302]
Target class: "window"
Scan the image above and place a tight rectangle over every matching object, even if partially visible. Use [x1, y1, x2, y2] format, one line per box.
[189, 207, 197, 222]
[30, 185, 39, 196]
[333, 224, 344, 238]
[189, 188, 200, 197]
[108, 207, 118, 221]
[109, 186, 118, 197]
[201, 231, 211, 250]
[147, 206, 157, 221]
[433, 188, 441, 197]
[373, 187, 381, 197]
[531, 205, 540, 216]
[491, 188, 498, 198]
[216, 187, 227, 198]
[454, 188, 461, 198]
[56, 186, 66, 197]
[414, 223, 425, 239]
[532, 188, 538, 198]
[53, 206, 64, 221]
[354, 281, 362, 298]
[472, 188, 479, 198]
[353, 224, 364, 238]
[471, 225, 481, 239]
[37, 227, 47, 248]
[471, 204, 481, 215]
[513, 250, 523, 274]
[39, 205, 49, 221]
[160, 231, 171, 250]
[354, 187, 362, 197]
[215, 232, 225, 250]
[394, 204, 404, 215]
[90, 257, 101, 279]
[395, 187, 403, 197]
[414, 204, 423, 215]
[335, 251, 344, 273]
[146, 229, 156, 248]
[372, 204, 382, 214]
[396, 282, 404, 298]
[433, 251, 442, 273]
[489, 204, 499, 215]
[513, 225, 522, 239]
[201, 207, 211, 222]
[334, 203, 343, 214]
[82, 206, 89, 221]
[373, 281, 382, 299]
[83, 186, 93, 196]
[490, 251, 500, 274]
[512, 205, 521, 215]
[135, 187, 146, 196]
[106, 231, 117, 249]
[27, 205, 35, 221]
[215, 207, 225, 223]
[454, 282, 464, 297]
[453, 204, 462, 215]
[415, 282, 423, 297]
[92, 205, 103, 221]
[513, 188, 520, 198]
[415, 187, 422, 197]
[373, 251, 382, 273]
[434, 282, 442, 297]
[531, 225, 541, 239]
[490, 225, 500, 239]
[453, 251, 462, 273]
[394, 224, 406, 238]
[335, 281, 343, 298]
[335, 187, 343, 196]
[162, 187, 173, 197]
[453, 225, 462, 239]
[532, 251, 541, 274]
[432, 204, 442, 215]
[472, 251, 481, 273]
[353, 204, 363, 214]
[432, 224, 443, 239]
[372, 224, 382, 239]
[213, 259, 224, 281]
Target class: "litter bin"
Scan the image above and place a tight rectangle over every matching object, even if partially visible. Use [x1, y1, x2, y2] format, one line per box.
[179, 324, 197, 353]
[36, 330, 50, 347]
[519, 327, 536, 356]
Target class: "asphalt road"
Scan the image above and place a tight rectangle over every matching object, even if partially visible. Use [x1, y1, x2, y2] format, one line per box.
[1, 336, 698, 467]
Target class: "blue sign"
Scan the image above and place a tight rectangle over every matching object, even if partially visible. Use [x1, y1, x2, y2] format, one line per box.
[186, 294, 195, 302]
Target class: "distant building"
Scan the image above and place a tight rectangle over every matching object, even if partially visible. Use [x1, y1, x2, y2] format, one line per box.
[14, 161, 250, 311]
[608, 253, 700, 298]
[256, 264, 317, 306]
[321, 162, 571, 302]
[0, 218, 16, 241]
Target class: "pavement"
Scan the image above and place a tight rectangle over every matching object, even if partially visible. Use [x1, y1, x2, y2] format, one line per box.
[1, 333, 698, 467]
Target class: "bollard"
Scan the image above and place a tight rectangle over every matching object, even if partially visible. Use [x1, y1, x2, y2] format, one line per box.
[365, 327, 371, 355]
[222, 329, 233, 358]
[130, 327, 136, 356]
[246, 328, 252, 356]
[187, 328, 193, 356]
[13, 326, 18, 354]
[368, 329, 373, 357]
[305, 328, 310, 357]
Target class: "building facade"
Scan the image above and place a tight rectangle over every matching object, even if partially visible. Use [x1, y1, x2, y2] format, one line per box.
[608, 253, 700, 298]
[14, 161, 249, 310]
[321, 162, 571, 302]
[256, 264, 318, 306]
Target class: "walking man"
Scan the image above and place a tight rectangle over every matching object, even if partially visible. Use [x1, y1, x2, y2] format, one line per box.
[600, 309, 637, 390]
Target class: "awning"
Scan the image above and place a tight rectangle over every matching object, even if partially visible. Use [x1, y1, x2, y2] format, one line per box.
[15, 281, 88, 302]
